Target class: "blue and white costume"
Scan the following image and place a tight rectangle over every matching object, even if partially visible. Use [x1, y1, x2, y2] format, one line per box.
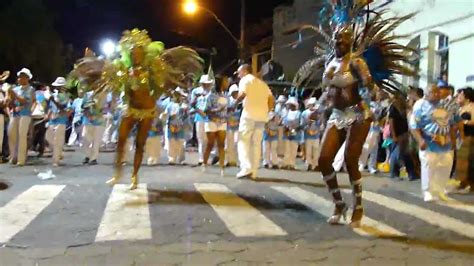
[282, 97, 301, 169]
[410, 97, 456, 201]
[263, 111, 280, 167]
[301, 98, 322, 170]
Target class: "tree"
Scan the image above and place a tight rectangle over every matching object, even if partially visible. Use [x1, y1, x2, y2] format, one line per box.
[0, 0, 66, 83]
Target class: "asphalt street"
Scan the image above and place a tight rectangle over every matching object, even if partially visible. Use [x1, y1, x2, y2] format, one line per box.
[1, 149, 473, 265]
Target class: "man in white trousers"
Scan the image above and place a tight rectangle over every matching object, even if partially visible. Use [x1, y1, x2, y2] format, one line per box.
[7, 68, 35, 166]
[236, 64, 274, 179]
[410, 84, 457, 202]
[81, 91, 106, 165]
[190, 75, 213, 165]
[46, 77, 70, 167]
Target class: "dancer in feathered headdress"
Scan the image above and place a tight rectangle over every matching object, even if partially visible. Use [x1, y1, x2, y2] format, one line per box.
[70, 29, 203, 190]
[289, 0, 418, 227]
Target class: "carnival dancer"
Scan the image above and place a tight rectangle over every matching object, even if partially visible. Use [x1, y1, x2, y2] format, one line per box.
[46, 77, 71, 167]
[70, 29, 202, 189]
[7, 68, 35, 166]
[226, 84, 240, 167]
[282, 97, 301, 170]
[301, 97, 321, 171]
[290, 1, 418, 226]
[263, 111, 280, 169]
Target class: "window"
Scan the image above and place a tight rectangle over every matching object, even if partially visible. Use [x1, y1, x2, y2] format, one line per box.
[435, 34, 449, 82]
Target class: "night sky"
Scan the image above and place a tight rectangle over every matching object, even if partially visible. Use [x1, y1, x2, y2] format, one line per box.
[43, 0, 292, 71]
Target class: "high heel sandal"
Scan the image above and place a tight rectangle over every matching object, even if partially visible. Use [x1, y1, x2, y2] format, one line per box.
[129, 175, 138, 190]
[327, 202, 348, 225]
[350, 206, 364, 228]
[106, 176, 121, 186]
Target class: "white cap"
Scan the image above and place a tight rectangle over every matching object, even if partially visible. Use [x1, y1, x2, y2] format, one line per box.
[17, 68, 33, 79]
[52, 77, 67, 87]
[1, 83, 11, 92]
[285, 97, 299, 109]
[268, 111, 277, 120]
[175, 87, 188, 97]
[276, 95, 287, 103]
[305, 97, 317, 108]
[229, 84, 239, 94]
[199, 74, 214, 84]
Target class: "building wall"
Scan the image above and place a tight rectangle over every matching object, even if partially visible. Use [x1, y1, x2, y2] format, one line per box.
[272, 0, 325, 80]
[387, 0, 474, 89]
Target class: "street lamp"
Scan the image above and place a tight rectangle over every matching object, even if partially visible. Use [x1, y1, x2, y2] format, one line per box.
[101, 40, 116, 58]
[182, 0, 245, 60]
[183, 1, 198, 15]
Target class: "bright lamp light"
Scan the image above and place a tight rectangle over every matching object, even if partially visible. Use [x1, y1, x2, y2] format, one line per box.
[183, 1, 198, 15]
[101, 40, 116, 57]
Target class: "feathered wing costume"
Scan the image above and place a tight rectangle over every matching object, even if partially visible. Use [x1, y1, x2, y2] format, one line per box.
[69, 29, 203, 190]
[70, 29, 203, 100]
[291, 0, 417, 95]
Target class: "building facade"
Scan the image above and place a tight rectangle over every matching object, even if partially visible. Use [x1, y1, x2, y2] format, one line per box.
[387, 0, 474, 89]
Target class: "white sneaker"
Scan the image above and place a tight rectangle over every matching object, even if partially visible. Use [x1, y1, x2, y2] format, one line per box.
[423, 192, 435, 202]
[369, 168, 377, 174]
[236, 169, 252, 179]
[358, 165, 365, 172]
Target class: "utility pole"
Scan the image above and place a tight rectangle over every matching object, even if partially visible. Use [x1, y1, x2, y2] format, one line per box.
[239, 0, 246, 61]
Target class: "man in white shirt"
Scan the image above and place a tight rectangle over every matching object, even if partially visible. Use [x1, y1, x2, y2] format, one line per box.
[235, 64, 274, 178]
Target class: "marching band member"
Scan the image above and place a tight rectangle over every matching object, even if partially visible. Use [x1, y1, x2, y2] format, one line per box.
[191, 75, 213, 165]
[226, 84, 240, 166]
[81, 90, 106, 165]
[46, 77, 71, 166]
[282, 97, 301, 170]
[263, 111, 280, 169]
[410, 84, 457, 202]
[301, 97, 321, 171]
[7, 68, 35, 166]
[202, 78, 228, 176]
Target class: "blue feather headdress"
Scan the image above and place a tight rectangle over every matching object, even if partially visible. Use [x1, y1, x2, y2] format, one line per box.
[290, 0, 417, 95]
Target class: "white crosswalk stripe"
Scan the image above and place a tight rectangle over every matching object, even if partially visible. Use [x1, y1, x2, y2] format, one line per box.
[0, 185, 65, 243]
[194, 183, 287, 237]
[1, 183, 474, 245]
[357, 190, 474, 239]
[272, 186, 405, 237]
[95, 184, 152, 242]
[408, 192, 474, 214]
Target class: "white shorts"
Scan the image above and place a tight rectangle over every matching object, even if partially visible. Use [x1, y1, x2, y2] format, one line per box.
[205, 122, 227, 132]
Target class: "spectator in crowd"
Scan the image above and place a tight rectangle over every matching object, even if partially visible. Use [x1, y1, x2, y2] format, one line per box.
[389, 94, 419, 181]
[454, 87, 474, 192]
